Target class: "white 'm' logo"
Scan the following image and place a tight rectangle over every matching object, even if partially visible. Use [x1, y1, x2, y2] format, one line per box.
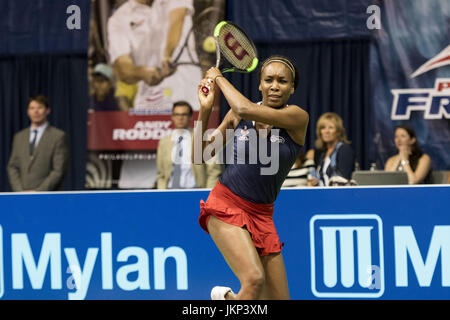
[310, 214, 385, 298]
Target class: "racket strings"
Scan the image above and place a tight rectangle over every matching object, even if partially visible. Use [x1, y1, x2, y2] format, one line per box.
[217, 24, 256, 70]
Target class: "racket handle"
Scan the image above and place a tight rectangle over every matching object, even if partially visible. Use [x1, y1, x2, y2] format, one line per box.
[201, 85, 210, 95]
[201, 78, 214, 95]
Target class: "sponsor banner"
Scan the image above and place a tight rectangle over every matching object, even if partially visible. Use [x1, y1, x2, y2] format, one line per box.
[391, 78, 450, 120]
[87, 110, 219, 150]
[370, 0, 450, 170]
[0, 186, 449, 300]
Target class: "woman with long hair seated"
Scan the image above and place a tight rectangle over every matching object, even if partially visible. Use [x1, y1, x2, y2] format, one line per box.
[384, 125, 431, 184]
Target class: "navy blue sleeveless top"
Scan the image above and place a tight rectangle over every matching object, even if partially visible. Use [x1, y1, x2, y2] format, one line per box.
[219, 119, 303, 204]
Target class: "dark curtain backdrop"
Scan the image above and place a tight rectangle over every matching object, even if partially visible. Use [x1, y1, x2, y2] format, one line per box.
[0, 54, 88, 191]
[220, 38, 371, 169]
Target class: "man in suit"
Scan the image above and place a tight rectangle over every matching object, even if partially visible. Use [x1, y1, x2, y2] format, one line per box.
[7, 95, 69, 191]
[156, 101, 222, 189]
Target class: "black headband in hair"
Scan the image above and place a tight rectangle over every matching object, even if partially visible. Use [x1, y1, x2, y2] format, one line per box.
[261, 58, 295, 81]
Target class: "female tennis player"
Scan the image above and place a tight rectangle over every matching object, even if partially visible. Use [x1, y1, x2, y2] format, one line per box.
[194, 55, 309, 300]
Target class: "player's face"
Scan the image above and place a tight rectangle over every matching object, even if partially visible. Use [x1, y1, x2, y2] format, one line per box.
[27, 100, 50, 127]
[172, 105, 192, 129]
[320, 119, 338, 144]
[259, 62, 294, 107]
[395, 128, 415, 150]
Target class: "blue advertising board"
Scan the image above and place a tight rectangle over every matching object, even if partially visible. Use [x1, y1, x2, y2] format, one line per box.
[0, 186, 449, 300]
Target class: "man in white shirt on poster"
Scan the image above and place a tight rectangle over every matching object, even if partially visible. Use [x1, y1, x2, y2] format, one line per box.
[108, 0, 202, 113]
[107, 0, 202, 188]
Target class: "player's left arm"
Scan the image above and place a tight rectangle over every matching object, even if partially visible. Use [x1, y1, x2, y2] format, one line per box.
[213, 76, 309, 143]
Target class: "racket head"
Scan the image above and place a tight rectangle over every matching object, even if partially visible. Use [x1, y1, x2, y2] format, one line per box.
[213, 21, 259, 73]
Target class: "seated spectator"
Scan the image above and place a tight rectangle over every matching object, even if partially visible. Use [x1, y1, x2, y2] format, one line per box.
[282, 152, 315, 187]
[384, 125, 431, 184]
[89, 63, 119, 111]
[306, 112, 355, 186]
[7, 95, 69, 191]
[156, 101, 222, 189]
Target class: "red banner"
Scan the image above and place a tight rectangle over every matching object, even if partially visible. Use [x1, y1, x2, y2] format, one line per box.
[87, 110, 220, 151]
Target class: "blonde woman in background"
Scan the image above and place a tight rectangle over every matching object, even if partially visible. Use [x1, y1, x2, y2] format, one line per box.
[306, 112, 355, 186]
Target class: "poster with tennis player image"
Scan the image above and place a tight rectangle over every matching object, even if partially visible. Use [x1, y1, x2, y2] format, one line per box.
[85, 0, 224, 189]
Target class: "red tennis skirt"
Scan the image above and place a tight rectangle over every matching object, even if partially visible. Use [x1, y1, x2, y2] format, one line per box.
[198, 181, 284, 256]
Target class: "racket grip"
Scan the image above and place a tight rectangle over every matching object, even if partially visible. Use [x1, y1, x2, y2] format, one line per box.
[201, 85, 210, 95]
[201, 78, 213, 95]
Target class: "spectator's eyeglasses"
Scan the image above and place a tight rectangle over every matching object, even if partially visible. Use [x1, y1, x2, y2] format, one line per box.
[172, 113, 191, 117]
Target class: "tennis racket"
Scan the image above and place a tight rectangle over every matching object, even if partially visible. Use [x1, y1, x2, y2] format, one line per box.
[171, 6, 221, 68]
[201, 21, 259, 95]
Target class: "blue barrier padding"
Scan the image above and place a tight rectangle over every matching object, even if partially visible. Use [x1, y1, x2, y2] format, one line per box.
[0, 186, 449, 300]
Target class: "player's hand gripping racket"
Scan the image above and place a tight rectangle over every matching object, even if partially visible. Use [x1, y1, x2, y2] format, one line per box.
[201, 21, 259, 95]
